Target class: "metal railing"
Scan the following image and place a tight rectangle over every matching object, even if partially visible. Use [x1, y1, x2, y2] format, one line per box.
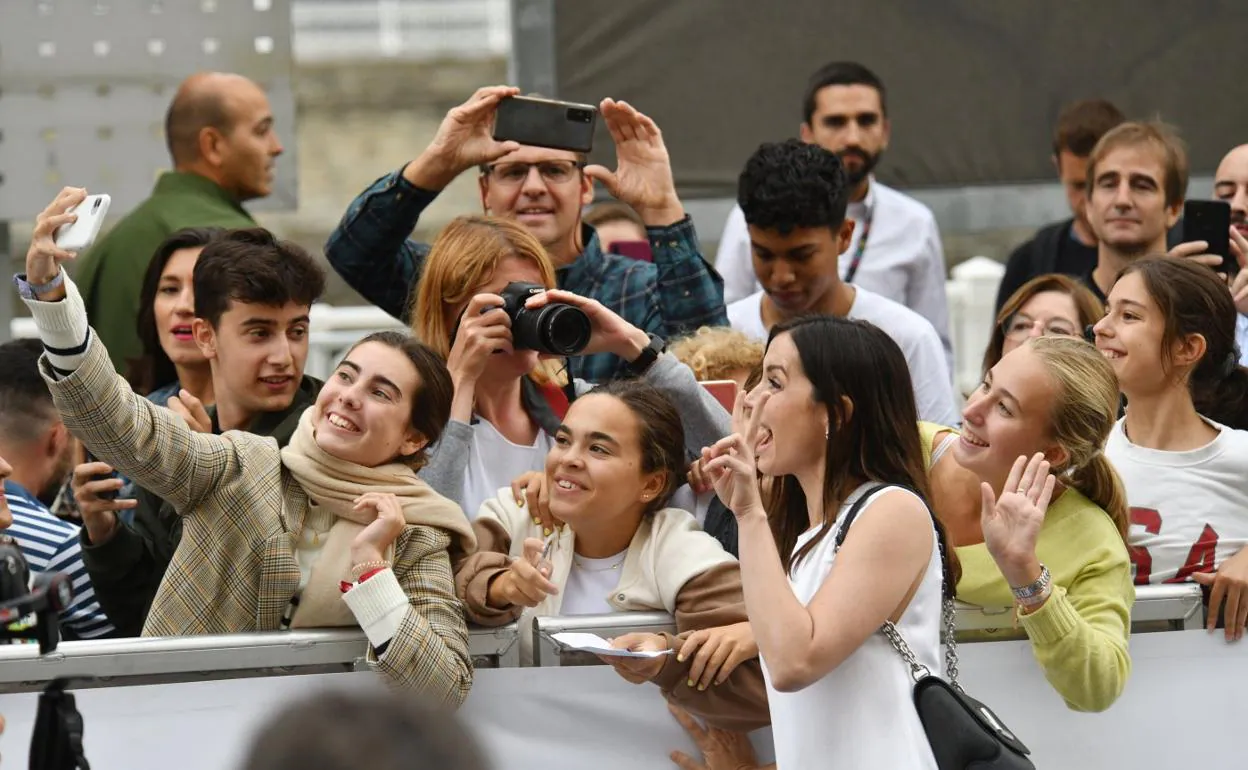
[0, 623, 520, 694]
[0, 583, 1203, 691]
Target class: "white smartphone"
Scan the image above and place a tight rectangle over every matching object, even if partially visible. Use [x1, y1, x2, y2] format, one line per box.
[55, 194, 111, 252]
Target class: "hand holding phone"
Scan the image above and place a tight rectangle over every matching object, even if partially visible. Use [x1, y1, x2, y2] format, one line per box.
[1182, 200, 1237, 277]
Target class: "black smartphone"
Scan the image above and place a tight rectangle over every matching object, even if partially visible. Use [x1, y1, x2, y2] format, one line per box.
[1183, 199, 1236, 276]
[84, 450, 118, 501]
[493, 96, 598, 153]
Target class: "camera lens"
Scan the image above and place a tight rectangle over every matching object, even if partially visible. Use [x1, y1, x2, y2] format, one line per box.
[91, 198, 101, 211]
[538, 305, 592, 355]
[511, 303, 591, 355]
[566, 108, 593, 124]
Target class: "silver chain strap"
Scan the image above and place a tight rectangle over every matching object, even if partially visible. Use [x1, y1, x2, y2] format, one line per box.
[880, 596, 964, 693]
[837, 484, 964, 693]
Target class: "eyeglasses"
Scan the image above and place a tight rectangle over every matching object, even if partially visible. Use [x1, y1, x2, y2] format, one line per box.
[1002, 313, 1079, 341]
[482, 160, 586, 186]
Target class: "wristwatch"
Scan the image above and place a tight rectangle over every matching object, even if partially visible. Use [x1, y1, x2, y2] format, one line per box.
[1011, 563, 1052, 608]
[626, 334, 666, 375]
[13, 269, 64, 300]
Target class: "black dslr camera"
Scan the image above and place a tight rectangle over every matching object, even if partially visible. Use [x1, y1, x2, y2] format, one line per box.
[1, 535, 73, 653]
[1, 537, 92, 769]
[497, 282, 591, 356]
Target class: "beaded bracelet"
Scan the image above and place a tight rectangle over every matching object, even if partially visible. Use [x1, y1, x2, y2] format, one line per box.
[351, 560, 392, 581]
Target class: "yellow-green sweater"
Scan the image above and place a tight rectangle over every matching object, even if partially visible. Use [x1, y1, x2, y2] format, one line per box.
[920, 422, 1134, 712]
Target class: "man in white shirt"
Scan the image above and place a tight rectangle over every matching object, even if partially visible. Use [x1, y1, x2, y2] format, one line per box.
[726, 139, 959, 426]
[715, 61, 952, 364]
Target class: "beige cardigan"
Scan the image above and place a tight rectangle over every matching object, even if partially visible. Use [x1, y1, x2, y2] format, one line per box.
[455, 488, 771, 731]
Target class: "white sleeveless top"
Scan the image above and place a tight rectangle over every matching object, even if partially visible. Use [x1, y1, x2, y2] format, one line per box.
[763, 484, 942, 769]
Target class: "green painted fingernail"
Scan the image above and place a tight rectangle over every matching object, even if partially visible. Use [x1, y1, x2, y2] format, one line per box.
[686, 679, 694, 688]
[543, 527, 552, 536]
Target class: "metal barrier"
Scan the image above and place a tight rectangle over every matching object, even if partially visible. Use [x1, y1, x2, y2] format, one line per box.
[954, 583, 1205, 634]
[0, 623, 519, 694]
[532, 612, 676, 667]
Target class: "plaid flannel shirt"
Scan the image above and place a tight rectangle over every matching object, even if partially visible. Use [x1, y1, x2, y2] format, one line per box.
[324, 167, 728, 382]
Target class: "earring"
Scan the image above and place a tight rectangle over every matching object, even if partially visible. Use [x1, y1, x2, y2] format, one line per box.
[825, 427, 829, 440]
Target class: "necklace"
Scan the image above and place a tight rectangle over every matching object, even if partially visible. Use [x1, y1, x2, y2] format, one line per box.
[572, 551, 627, 573]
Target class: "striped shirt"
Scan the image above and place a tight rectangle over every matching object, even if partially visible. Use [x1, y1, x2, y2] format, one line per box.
[4, 480, 116, 639]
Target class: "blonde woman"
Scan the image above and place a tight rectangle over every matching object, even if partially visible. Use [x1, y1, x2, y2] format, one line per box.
[924, 336, 1133, 712]
[411, 215, 730, 520]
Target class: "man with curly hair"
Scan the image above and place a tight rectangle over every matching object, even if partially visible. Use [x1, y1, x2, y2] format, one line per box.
[727, 139, 958, 426]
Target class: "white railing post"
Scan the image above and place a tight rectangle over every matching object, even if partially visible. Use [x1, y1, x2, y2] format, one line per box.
[946, 256, 1005, 395]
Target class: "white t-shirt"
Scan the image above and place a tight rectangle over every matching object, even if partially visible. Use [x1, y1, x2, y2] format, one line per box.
[764, 485, 941, 769]
[715, 177, 952, 363]
[726, 287, 959, 426]
[462, 419, 555, 521]
[560, 551, 626, 615]
[1107, 417, 1248, 584]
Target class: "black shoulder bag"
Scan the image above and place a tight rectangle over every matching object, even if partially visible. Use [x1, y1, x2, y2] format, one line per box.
[834, 484, 1035, 770]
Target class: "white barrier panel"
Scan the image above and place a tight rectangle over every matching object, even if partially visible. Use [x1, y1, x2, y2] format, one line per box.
[0, 629, 1243, 769]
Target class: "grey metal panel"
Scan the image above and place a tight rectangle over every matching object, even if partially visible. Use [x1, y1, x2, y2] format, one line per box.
[509, 0, 556, 95]
[0, 0, 298, 219]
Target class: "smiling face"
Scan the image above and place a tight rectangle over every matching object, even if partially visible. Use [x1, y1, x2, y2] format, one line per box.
[544, 393, 666, 529]
[1093, 271, 1175, 396]
[956, 344, 1067, 482]
[748, 332, 828, 479]
[1086, 144, 1180, 256]
[193, 300, 310, 420]
[153, 246, 207, 369]
[315, 341, 426, 467]
[479, 146, 594, 259]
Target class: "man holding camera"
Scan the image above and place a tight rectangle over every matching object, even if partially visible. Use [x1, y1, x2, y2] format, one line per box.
[325, 86, 726, 382]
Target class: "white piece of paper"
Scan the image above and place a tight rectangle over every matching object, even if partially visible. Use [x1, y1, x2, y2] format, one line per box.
[550, 632, 673, 658]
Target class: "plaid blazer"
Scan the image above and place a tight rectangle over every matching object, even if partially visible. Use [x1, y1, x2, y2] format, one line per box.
[42, 336, 472, 704]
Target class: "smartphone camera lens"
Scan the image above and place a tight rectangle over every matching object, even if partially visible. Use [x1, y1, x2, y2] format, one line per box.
[91, 198, 101, 212]
[567, 108, 593, 124]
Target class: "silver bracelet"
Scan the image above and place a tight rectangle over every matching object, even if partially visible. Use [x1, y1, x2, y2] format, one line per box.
[1011, 563, 1052, 605]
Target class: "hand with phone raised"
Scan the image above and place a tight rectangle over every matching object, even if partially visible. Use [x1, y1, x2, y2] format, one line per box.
[25, 187, 89, 298]
[406, 86, 524, 190]
[585, 98, 685, 227]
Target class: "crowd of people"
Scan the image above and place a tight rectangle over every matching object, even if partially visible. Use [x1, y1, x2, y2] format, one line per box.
[2, 56, 1247, 769]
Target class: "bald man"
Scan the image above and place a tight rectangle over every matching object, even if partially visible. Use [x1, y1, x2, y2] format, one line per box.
[73, 72, 283, 372]
[1214, 144, 1248, 366]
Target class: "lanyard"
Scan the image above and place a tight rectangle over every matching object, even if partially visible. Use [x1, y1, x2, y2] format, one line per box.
[843, 209, 874, 284]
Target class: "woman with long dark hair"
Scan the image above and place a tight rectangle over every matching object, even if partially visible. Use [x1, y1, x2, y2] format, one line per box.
[1096, 256, 1248, 640]
[702, 315, 959, 768]
[126, 227, 222, 405]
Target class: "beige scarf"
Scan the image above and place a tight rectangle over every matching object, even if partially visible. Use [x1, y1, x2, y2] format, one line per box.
[279, 408, 476, 628]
